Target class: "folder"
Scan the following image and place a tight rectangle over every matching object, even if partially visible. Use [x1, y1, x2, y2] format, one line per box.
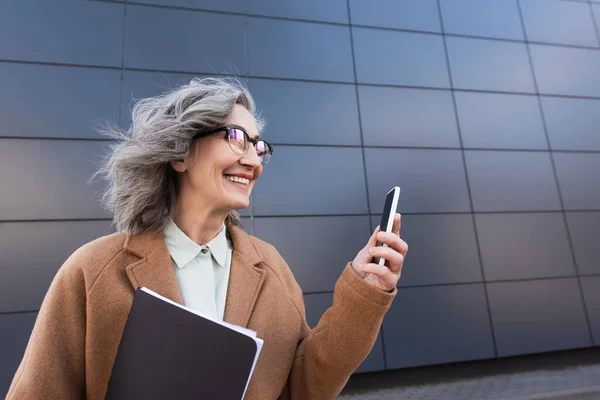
[105, 287, 264, 400]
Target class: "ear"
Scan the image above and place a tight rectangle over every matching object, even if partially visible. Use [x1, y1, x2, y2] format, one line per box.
[170, 158, 187, 173]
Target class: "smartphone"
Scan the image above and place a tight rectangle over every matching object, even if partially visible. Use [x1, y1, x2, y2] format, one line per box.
[376, 186, 401, 266]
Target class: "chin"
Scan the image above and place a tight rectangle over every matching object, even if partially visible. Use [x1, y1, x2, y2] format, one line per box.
[227, 196, 250, 211]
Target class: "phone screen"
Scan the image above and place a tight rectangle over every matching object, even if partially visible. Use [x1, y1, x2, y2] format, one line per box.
[379, 189, 395, 233]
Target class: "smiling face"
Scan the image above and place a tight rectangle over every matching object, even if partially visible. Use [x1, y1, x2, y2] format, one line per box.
[170, 103, 263, 216]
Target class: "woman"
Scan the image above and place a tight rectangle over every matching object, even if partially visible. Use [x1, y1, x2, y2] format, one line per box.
[7, 77, 408, 399]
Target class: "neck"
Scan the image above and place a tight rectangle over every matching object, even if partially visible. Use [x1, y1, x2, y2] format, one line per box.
[172, 193, 228, 245]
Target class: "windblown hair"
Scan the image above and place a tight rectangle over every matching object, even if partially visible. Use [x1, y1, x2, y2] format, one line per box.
[93, 77, 264, 235]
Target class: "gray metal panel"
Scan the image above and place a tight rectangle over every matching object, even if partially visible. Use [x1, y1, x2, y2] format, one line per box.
[520, 0, 599, 47]
[541, 97, 600, 151]
[365, 149, 471, 213]
[354, 333, 385, 374]
[566, 212, 600, 276]
[349, 0, 441, 32]
[0, 313, 37, 396]
[530, 45, 600, 97]
[0, 139, 110, 220]
[447, 37, 535, 93]
[249, 79, 361, 146]
[439, 0, 523, 40]
[0, 0, 123, 67]
[247, 0, 348, 23]
[240, 217, 252, 234]
[487, 279, 592, 357]
[465, 151, 561, 212]
[455, 92, 547, 150]
[554, 153, 600, 210]
[302, 292, 384, 373]
[0, 221, 113, 313]
[359, 86, 460, 148]
[124, 6, 246, 74]
[371, 214, 482, 287]
[0, 64, 120, 139]
[120, 70, 204, 127]
[133, 0, 245, 13]
[581, 277, 600, 346]
[247, 18, 354, 82]
[303, 292, 334, 328]
[253, 216, 370, 293]
[252, 147, 368, 215]
[383, 284, 495, 369]
[475, 213, 576, 281]
[353, 29, 450, 87]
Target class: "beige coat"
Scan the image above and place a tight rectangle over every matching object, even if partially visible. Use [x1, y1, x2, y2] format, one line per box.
[6, 224, 395, 399]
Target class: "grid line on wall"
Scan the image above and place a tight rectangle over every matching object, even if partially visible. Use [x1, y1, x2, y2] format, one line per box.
[0, 218, 115, 223]
[3, 135, 600, 156]
[243, 7, 258, 236]
[117, 0, 128, 125]
[6, 272, 599, 316]
[2, 209, 600, 224]
[345, 0, 384, 369]
[301, 272, 600, 295]
[88, 0, 600, 51]
[590, 0, 600, 50]
[435, 0, 499, 359]
[563, 0, 600, 4]
[0, 310, 38, 316]
[5, 59, 600, 102]
[516, 0, 596, 346]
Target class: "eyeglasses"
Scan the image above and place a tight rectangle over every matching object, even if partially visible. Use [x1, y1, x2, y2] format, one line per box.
[192, 125, 273, 165]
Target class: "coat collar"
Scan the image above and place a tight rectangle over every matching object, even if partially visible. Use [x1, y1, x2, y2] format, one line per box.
[123, 223, 266, 328]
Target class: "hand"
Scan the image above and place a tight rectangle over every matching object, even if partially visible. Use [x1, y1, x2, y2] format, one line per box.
[351, 213, 408, 292]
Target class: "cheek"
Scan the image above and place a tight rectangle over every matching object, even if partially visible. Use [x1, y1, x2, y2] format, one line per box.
[255, 166, 263, 180]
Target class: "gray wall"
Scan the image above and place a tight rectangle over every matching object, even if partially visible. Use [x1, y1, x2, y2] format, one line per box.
[2, 0, 600, 394]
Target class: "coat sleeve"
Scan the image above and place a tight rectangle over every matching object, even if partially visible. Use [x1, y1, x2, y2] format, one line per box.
[285, 263, 396, 400]
[6, 257, 87, 400]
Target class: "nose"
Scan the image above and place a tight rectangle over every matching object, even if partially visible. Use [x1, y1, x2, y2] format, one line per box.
[239, 145, 262, 168]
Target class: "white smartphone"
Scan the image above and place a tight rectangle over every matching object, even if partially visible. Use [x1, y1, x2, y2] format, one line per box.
[376, 186, 401, 266]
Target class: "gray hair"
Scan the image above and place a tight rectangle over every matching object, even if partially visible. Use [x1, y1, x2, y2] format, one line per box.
[94, 76, 264, 235]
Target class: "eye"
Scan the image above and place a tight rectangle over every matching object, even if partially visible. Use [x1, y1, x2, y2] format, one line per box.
[255, 141, 267, 155]
[228, 128, 246, 144]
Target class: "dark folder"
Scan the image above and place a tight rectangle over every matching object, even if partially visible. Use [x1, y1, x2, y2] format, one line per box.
[105, 287, 263, 400]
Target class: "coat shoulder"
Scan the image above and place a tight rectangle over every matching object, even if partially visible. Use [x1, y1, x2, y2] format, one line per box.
[60, 232, 128, 288]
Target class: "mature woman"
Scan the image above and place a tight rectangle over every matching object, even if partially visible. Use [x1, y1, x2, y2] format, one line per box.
[7, 77, 408, 399]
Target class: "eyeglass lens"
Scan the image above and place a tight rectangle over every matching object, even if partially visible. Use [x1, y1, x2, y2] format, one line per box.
[227, 128, 271, 164]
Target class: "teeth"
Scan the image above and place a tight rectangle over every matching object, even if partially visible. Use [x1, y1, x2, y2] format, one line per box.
[225, 175, 250, 185]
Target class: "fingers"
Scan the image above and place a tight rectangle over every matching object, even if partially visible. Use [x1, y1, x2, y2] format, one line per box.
[369, 246, 404, 273]
[376, 231, 408, 257]
[357, 263, 399, 286]
[392, 213, 401, 236]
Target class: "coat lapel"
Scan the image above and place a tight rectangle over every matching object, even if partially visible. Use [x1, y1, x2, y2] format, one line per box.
[123, 232, 184, 305]
[121, 224, 266, 328]
[223, 224, 266, 328]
